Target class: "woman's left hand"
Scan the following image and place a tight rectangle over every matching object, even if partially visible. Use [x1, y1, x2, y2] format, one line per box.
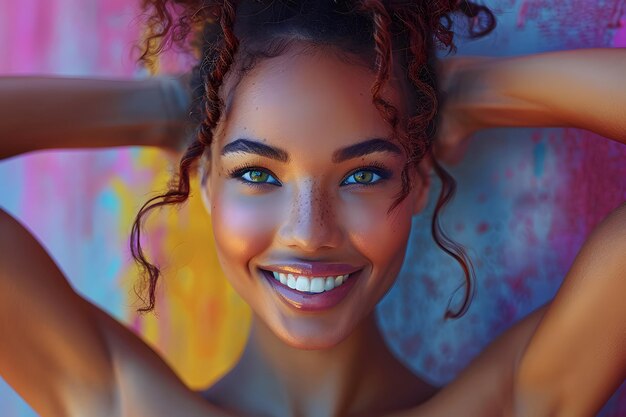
[157, 73, 194, 158]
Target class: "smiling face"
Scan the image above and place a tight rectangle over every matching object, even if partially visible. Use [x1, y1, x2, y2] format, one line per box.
[201, 44, 430, 349]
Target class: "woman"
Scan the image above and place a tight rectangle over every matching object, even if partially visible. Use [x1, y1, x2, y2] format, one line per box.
[0, 1, 625, 416]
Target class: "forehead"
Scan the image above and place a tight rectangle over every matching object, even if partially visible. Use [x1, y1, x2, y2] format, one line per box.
[215, 46, 408, 151]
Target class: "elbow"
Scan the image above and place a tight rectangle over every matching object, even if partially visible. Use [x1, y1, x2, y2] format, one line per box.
[510, 362, 605, 417]
[508, 365, 562, 417]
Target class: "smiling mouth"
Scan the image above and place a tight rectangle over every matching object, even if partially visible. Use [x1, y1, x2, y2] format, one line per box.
[258, 268, 364, 311]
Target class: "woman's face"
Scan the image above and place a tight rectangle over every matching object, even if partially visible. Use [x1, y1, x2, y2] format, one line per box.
[203, 45, 430, 349]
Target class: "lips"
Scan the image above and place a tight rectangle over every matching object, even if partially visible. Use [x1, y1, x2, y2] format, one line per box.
[259, 268, 363, 312]
[260, 262, 360, 277]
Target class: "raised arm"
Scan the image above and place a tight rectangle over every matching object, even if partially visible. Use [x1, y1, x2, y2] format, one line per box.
[436, 48, 626, 162]
[0, 208, 236, 417]
[435, 48, 626, 416]
[0, 75, 190, 159]
[0, 207, 118, 416]
[509, 203, 626, 417]
[0, 78, 233, 416]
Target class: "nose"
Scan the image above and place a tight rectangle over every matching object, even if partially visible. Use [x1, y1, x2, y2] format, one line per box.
[276, 179, 343, 252]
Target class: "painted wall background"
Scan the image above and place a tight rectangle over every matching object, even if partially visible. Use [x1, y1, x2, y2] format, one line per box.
[0, 0, 624, 416]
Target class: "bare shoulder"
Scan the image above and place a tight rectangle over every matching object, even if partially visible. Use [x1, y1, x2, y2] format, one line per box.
[512, 202, 626, 416]
[0, 208, 227, 417]
[90, 307, 233, 417]
[399, 202, 626, 417]
[387, 303, 549, 417]
[0, 208, 117, 416]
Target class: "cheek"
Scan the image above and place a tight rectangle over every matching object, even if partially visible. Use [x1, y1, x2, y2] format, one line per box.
[211, 184, 280, 269]
[342, 192, 413, 272]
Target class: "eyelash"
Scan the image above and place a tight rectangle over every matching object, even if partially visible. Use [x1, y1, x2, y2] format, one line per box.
[227, 161, 392, 189]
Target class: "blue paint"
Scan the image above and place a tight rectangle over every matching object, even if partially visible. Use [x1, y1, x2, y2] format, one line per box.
[533, 142, 546, 177]
[97, 188, 121, 215]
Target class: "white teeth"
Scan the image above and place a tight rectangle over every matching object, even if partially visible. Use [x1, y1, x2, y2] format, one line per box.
[287, 274, 297, 289]
[335, 275, 344, 286]
[267, 270, 353, 294]
[324, 277, 335, 291]
[310, 277, 325, 293]
[295, 275, 310, 291]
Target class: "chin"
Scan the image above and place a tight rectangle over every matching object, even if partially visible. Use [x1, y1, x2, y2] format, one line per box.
[267, 310, 363, 351]
[280, 331, 353, 351]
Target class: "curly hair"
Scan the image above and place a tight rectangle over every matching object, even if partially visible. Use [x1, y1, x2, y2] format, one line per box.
[131, 0, 496, 318]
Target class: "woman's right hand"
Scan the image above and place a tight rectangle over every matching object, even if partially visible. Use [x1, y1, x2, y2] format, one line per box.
[435, 48, 626, 166]
[434, 56, 494, 165]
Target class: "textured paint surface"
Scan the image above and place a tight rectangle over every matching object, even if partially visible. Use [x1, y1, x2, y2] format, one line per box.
[0, 1, 625, 416]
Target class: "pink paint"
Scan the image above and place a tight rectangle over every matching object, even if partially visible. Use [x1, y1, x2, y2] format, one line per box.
[131, 314, 143, 333]
[516, 0, 623, 48]
[531, 130, 543, 144]
[548, 129, 626, 270]
[476, 222, 489, 234]
[492, 297, 518, 332]
[613, 17, 626, 47]
[517, 0, 529, 28]
[5, 1, 36, 71]
[421, 275, 439, 297]
[523, 216, 539, 246]
[399, 333, 423, 357]
[610, 0, 626, 27]
[422, 353, 436, 373]
[508, 269, 535, 300]
[95, 0, 142, 76]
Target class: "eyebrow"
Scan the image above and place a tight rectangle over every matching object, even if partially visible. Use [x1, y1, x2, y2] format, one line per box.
[221, 137, 402, 163]
[332, 138, 402, 162]
[221, 138, 289, 162]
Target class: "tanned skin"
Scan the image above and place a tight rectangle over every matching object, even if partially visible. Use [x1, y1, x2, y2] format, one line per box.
[0, 48, 625, 417]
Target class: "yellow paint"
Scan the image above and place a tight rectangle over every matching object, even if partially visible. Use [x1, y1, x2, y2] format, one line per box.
[119, 148, 251, 390]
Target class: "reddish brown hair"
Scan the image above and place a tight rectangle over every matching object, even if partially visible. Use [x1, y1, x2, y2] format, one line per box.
[132, 0, 496, 318]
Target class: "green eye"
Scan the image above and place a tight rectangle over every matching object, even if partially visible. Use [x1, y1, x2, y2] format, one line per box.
[343, 169, 383, 185]
[354, 171, 374, 183]
[246, 170, 267, 182]
[240, 169, 280, 185]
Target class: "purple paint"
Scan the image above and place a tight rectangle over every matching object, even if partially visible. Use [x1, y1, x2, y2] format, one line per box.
[548, 130, 626, 269]
[613, 17, 626, 46]
[516, 0, 622, 47]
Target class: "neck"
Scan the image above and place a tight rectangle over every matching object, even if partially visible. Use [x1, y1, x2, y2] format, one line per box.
[205, 312, 437, 417]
